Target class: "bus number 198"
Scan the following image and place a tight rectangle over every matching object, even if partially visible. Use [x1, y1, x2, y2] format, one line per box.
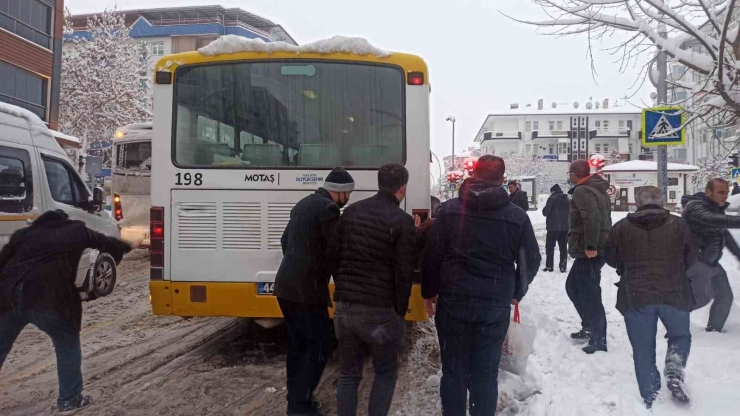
[176, 173, 203, 186]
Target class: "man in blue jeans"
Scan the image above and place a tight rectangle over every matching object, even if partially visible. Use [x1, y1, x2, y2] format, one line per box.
[605, 187, 697, 408]
[0, 210, 131, 414]
[328, 164, 416, 416]
[422, 155, 541, 416]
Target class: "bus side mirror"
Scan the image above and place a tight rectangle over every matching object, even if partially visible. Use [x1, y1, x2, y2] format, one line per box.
[92, 187, 105, 212]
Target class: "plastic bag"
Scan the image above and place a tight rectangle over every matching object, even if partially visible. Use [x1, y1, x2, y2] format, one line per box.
[499, 302, 537, 376]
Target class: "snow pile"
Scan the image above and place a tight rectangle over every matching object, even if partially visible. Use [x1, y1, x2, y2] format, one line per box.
[198, 35, 391, 58]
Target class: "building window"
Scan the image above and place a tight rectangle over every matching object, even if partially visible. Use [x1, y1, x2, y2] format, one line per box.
[556, 120, 563, 130]
[533, 121, 539, 131]
[0, 61, 48, 120]
[618, 120, 625, 129]
[525, 121, 531, 132]
[149, 41, 165, 56]
[525, 144, 532, 154]
[595, 120, 601, 129]
[603, 120, 610, 130]
[548, 143, 555, 154]
[603, 143, 609, 153]
[558, 142, 569, 154]
[549, 121, 555, 131]
[628, 143, 634, 154]
[0, 0, 52, 49]
[594, 144, 601, 153]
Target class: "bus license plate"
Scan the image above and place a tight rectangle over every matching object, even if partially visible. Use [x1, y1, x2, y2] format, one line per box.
[258, 282, 275, 295]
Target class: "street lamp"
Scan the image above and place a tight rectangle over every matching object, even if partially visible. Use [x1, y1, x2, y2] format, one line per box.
[446, 115, 456, 172]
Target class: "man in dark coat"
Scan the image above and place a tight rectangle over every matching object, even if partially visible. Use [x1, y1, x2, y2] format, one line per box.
[682, 178, 740, 333]
[422, 155, 540, 416]
[543, 183, 570, 272]
[508, 180, 529, 211]
[274, 167, 355, 416]
[328, 164, 415, 416]
[0, 210, 131, 413]
[732, 182, 740, 196]
[605, 186, 697, 408]
[565, 160, 612, 354]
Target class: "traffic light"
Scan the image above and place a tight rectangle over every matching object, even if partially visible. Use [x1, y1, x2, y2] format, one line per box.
[590, 154, 605, 171]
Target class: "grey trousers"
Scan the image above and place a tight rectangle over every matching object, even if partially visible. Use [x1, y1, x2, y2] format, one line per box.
[688, 261, 734, 330]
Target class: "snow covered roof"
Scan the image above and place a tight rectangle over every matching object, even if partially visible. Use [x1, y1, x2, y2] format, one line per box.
[115, 122, 153, 143]
[0, 102, 47, 133]
[198, 35, 390, 57]
[48, 130, 82, 149]
[485, 107, 642, 117]
[602, 160, 698, 172]
[120, 122, 152, 131]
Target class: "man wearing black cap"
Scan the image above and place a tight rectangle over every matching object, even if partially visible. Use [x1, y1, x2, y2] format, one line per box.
[543, 184, 570, 272]
[275, 167, 355, 416]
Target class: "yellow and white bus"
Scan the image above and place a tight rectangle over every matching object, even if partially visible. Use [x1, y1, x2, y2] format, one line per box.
[149, 40, 430, 321]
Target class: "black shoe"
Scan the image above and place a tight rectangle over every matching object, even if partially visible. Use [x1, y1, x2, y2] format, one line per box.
[559, 261, 567, 272]
[667, 378, 690, 404]
[582, 344, 607, 354]
[543, 267, 554, 272]
[58, 395, 92, 415]
[706, 326, 723, 333]
[570, 329, 591, 340]
[644, 399, 653, 410]
[559, 267, 567, 273]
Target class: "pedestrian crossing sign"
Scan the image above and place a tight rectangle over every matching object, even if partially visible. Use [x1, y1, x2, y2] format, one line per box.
[732, 168, 740, 183]
[642, 106, 685, 146]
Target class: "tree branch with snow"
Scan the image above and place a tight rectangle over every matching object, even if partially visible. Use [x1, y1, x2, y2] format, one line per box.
[507, 0, 740, 140]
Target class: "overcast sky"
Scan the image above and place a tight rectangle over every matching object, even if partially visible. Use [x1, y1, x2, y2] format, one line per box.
[66, 0, 654, 171]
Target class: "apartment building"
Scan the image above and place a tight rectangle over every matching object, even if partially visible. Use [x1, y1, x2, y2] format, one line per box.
[0, 0, 64, 129]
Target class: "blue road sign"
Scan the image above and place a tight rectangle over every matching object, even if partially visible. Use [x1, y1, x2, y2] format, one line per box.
[642, 106, 685, 146]
[732, 168, 740, 183]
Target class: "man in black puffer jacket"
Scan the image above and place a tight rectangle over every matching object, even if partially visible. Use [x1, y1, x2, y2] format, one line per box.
[605, 186, 696, 408]
[543, 184, 570, 272]
[422, 155, 540, 416]
[275, 167, 355, 416]
[328, 164, 415, 416]
[682, 178, 740, 333]
[0, 210, 131, 414]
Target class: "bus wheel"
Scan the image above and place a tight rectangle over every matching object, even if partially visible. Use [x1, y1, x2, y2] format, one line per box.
[92, 253, 117, 298]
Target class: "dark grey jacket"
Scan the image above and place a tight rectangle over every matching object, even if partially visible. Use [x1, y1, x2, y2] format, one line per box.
[510, 189, 529, 211]
[605, 206, 697, 314]
[543, 191, 570, 232]
[275, 188, 340, 307]
[681, 193, 740, 265]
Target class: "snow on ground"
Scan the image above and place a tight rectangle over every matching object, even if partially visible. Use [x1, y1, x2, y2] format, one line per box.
[400, 212, 740, 416]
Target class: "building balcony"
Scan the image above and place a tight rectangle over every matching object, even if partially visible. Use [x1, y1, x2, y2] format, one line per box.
[593, 128, 631, 139]
[482, 131, 522, 141]
[532, 130, 568, 140]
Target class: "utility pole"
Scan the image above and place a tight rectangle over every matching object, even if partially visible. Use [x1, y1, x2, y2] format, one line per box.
[446, 115, 456, 172]
[657, 24, 669, 198]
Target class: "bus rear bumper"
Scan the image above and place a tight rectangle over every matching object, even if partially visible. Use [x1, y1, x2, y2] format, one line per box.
[149, 281, 428, 321]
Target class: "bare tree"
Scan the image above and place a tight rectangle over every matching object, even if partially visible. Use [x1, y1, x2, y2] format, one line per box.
[507, 1, 740, 156]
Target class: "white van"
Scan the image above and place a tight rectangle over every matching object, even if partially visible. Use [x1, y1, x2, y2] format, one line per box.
[0, 102, 122, 300]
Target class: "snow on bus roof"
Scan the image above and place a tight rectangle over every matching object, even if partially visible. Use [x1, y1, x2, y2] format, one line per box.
[120, 122, 152, 131]
[198, 35, 391, 58]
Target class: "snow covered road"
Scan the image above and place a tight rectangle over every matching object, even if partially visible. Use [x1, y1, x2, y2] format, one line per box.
[2, 215, 740, 415]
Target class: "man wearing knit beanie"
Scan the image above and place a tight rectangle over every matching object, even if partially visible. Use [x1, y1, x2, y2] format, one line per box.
[274, 167, 354, 416]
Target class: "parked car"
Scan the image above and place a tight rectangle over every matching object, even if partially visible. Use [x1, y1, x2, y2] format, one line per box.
[0, 102, 122, 300]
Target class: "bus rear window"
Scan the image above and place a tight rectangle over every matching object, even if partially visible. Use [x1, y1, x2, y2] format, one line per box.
[115, 142, 152, 171]
[173, 61, 404, 168]
[0, 146, 33, 214]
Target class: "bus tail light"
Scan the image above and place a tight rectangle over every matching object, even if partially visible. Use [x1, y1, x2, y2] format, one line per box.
[150, 206, 164, 279]
[113, 194, 123, 221]
[408, 72, 424, 85]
